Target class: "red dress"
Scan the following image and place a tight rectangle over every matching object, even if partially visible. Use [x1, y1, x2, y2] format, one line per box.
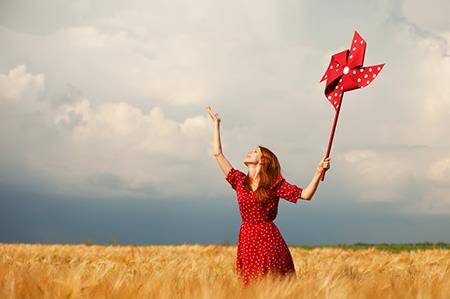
[225, 167, 304, 286]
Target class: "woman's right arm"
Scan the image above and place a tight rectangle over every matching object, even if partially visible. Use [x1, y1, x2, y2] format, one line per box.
[206, 106, 233, 176]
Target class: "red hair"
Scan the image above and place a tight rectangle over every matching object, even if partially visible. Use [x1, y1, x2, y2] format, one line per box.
[243, 145, 281, 202]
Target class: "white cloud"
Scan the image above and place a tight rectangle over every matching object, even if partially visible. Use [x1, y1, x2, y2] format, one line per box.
[0, 0, 449, 214]
[338, 148, 416, 203]
[401, 0, 450, 35]
[0, 64, 44, 100]
[428, 155, 450, 183]
[342, 149, 376, 163]
[0, 64, 211, 199]
[417, 186, 450, 215]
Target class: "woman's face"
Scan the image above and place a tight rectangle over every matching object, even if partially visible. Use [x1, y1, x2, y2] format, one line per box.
[244, 146, 262, 165]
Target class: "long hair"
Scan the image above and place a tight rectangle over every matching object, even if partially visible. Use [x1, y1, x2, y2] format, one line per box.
[243, 145, 281, 202]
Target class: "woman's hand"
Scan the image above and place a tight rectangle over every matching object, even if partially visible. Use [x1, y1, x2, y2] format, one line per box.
[316, 155, 331, 173]
[206, 106, 221, 124]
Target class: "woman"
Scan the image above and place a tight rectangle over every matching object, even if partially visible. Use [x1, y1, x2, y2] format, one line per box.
[206, 106, 330, 286]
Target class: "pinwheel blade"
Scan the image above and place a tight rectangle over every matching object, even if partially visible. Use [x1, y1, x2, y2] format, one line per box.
[325, 80, 344, 112]
[347, 31, 366, 69]
[320, 57, 333, 83]
[320, 50, 347, 83]
[349, 64, 385, 88]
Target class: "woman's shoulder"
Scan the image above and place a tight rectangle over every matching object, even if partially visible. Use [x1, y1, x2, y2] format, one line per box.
[269, 174, 285, 190]
[227, 167, 246, 178]
[235, 168, 247, 179]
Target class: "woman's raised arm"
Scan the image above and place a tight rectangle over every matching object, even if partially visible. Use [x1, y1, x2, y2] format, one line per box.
[301, 155, 331, 200]
[206, 106, 233, 176]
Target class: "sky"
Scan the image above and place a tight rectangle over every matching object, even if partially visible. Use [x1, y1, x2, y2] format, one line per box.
[0, 0, 449, 246]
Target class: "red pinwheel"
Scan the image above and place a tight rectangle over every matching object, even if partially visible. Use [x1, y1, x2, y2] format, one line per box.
[319, 31, 385, 181]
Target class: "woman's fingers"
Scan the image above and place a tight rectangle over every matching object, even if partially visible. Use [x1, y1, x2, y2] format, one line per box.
[206, 106, 215, 117]
[206, 106, 220, 122]
[320, 156, 331, 170]
[206, 106, 215, 115]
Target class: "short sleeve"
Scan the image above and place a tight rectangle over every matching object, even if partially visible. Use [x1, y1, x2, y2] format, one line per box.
[225, 168, 244, 190]
[274, 178, 303, 203]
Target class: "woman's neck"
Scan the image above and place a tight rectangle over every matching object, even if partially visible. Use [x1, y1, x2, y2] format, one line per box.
[247, 164, 260, 180]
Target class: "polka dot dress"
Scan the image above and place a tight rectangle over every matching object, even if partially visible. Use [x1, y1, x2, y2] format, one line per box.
[225, 167, 303, 286]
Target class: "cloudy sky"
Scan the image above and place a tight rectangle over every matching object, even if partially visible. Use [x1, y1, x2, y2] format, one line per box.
[1, 0, 449, 245]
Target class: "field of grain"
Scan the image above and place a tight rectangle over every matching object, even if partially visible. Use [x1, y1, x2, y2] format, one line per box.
[1, 243, 449, 298]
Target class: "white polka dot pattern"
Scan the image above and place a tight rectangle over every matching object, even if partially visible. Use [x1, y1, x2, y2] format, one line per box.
[274, 179, 303, 203]
[319, 31, 385, 112]
[225, 168, 300, 286]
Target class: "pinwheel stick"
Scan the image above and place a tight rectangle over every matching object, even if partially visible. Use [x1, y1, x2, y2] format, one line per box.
[320, 95, 343, 181]
[319, 31, 385, 181]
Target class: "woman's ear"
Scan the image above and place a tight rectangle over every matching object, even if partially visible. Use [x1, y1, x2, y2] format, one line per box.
[259, 156, 265, 164]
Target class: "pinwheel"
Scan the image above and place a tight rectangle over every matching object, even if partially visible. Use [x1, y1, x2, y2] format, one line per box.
[319, 31, 385, 181]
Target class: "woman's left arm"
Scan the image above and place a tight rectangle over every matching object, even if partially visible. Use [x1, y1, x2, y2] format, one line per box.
[301, 155, 330, 200]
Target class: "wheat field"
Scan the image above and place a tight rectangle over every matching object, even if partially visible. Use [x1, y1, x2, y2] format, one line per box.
[0, 243, 449, 298]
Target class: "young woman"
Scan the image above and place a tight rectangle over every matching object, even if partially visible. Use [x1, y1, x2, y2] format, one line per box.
[206, 106, 330, 286]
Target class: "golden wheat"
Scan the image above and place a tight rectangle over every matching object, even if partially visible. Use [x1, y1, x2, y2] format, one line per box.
[0, 243, 449, 298]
